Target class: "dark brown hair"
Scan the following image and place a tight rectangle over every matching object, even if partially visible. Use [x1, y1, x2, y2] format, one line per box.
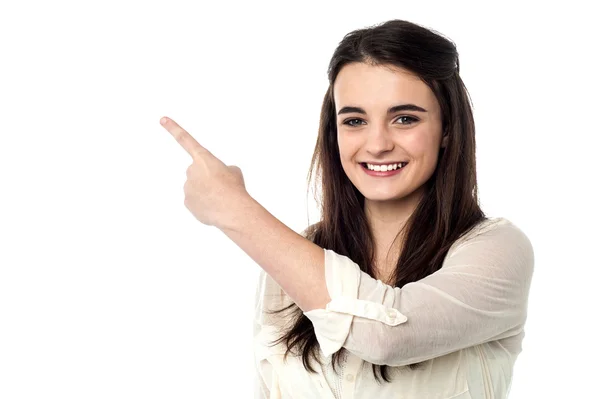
[266, 19, 487, 384]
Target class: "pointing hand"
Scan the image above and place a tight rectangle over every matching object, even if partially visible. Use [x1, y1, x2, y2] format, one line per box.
[160, 116, 249, 228]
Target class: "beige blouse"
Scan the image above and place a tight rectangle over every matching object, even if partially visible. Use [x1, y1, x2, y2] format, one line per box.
[253, 217, 534, 398]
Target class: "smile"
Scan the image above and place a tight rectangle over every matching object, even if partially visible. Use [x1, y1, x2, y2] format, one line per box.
[360, 162, 407, 177]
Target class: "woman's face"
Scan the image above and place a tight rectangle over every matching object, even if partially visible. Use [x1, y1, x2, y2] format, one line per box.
[333, 62, 447, 202]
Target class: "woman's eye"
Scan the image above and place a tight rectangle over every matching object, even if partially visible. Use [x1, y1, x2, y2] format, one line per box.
[343, 118, 364, 127]
[396, 116, 418, 125]
[342, 116, 418, 127]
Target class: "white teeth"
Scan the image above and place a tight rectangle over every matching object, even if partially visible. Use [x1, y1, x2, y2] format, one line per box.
[366, 162, 405, 171]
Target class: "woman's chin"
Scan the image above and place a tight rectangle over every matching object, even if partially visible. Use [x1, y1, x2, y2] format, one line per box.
[361, 191, 406, 202]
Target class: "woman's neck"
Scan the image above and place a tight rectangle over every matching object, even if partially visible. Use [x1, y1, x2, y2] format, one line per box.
[364, 186, 424, 281]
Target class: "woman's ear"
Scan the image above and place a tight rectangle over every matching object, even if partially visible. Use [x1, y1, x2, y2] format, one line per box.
[441, 133, 449, 148]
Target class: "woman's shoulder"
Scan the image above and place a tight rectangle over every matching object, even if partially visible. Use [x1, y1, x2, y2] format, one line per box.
[448, 216, 534, 265]
[457, 216, 532, 244]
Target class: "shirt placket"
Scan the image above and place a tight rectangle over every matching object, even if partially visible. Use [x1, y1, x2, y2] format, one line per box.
[340, 352, 363, 399]
[313, 357, 337, 399]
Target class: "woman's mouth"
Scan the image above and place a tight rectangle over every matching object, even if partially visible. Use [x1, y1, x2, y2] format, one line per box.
[360, 162, 408, 177]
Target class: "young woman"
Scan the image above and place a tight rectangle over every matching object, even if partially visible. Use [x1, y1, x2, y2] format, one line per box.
[160, 18, 534, 399]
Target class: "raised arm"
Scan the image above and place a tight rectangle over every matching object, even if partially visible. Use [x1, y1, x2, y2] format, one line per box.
[220, 196, 331, 313]
[302, 218, 535, 366]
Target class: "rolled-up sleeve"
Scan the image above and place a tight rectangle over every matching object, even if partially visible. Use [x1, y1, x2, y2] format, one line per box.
[302, 219, 534, 367]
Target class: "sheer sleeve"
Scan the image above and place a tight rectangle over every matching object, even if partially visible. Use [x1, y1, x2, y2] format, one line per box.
[253, 269, 270, 399]
[253, 363, 270, 399]
[302, 218, 534, 367]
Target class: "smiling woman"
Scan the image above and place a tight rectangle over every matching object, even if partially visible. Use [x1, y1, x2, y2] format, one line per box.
[158, 16, 535, 399]
[251, 18, 534, 399]
[334, 62, 447, 207]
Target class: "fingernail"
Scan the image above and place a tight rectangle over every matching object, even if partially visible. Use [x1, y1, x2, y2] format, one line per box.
[160, 117, 168, 125]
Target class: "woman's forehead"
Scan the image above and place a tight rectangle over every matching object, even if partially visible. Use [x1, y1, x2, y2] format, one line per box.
[333, 63, 438, 114]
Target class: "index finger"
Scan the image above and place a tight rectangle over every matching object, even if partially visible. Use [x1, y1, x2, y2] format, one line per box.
[160, 116, 211, 159]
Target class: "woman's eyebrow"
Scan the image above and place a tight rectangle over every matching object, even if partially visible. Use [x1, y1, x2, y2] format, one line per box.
[337, 104, 428, 115]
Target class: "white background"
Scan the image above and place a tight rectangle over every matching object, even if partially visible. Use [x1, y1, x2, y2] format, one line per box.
[1, 0, 598, 397]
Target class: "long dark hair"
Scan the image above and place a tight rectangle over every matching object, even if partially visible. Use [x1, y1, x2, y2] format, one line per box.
[266, 19, 487, 384]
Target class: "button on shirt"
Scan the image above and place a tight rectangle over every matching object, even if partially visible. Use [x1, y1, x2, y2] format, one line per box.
[253, 217, 534, 398]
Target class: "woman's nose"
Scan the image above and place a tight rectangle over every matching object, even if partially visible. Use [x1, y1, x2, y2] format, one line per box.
[365, 126, 394, 154]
